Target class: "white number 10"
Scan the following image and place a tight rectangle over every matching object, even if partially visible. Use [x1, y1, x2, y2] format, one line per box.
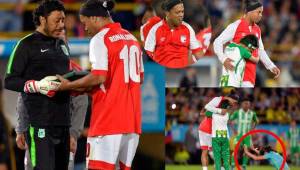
[120, 45, 141, 83]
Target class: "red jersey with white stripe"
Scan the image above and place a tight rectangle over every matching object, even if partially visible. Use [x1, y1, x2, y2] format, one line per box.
[199, 117, 212, 134]
[140, 16, 161, 44]
[198, 96, 223, 133]
[232, 18, 261, 84]
[88, 23, 143, 136]
[214, 18, 276, 85]
[144, 20, 201, 68]
[196, 26, 212, 54]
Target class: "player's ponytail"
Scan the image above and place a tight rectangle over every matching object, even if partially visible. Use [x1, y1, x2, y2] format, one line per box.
[79, 0, 114, 17]
[102, 0, 115, 11]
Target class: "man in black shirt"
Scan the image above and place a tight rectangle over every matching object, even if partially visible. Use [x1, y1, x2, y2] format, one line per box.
[4, 1, 70, 169]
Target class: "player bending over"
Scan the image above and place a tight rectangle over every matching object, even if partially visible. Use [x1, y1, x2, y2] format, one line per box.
[244, 146, 289, 170]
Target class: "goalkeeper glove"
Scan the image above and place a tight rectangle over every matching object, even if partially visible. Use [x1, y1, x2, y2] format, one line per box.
[24, 76, 61, 97]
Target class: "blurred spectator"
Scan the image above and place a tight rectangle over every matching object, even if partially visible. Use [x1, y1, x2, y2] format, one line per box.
[0, 0, 23, 32]
[184, 124, 199, 164]
[275, 104, 290, 124]
[65, 11, 85, 37]
[174, 145, 190, 164]
[167, 88, 300, 124]
[179, 68, 198, 88]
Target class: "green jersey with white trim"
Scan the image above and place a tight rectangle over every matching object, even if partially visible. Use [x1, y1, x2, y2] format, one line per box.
[220, 43, 252, 87]
[287, 127, 300, 148]
[230, 109, 258, 135]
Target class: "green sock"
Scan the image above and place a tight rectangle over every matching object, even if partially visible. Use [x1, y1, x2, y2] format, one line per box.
[242, 155, 248, 166]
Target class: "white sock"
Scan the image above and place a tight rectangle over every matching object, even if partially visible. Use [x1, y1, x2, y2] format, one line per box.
[221, 167, 225, 170]
[203, 166, 208, 170]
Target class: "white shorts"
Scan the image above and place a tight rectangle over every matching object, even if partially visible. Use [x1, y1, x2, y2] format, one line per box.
[86, 133, 139, 170]
[198, 130, 212, 151]
[241, 81, 254, 88]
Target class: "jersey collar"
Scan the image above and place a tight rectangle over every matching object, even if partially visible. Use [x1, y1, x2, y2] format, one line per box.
[99, 22, 121, 32]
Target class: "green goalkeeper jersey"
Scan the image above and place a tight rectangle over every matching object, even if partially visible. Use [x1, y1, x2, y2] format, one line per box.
[287, 127, 299, 148]
[230, 109, 258, 135]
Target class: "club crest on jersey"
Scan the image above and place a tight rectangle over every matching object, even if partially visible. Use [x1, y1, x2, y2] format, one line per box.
[180, 35, 187, 43]
[160, 37, 166, 42]
[61, 45, 70, 56]
[38, 128, 45, 138]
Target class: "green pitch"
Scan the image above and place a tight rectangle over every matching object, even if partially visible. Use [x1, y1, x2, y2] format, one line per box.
[165, 165, 300, 170]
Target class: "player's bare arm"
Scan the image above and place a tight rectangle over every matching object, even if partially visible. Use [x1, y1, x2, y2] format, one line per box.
[57, 73, 106, 91]
[194, 50, 205, 60]
[271, 67, 280, 79]
[224, 58, 235, 71]
[244, 146, 265, 161]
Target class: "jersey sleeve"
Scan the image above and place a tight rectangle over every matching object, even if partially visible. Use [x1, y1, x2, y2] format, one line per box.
[258, 36, 276, 70]
[5, 38, 30, 92]
[230, 111, 239, 120]
[264, 153, 271, 159]
[183, 22, 201, 53]
[144, 21, 162, 53]
[89, 30, 109, 77]
[204, 97, 222, 114]
[252, 111, 258, 123]
[213, 21, 240, 64]
[240, 47, 252, 59]
[140, 24, 146, 43]
[205, 111, 213, 117]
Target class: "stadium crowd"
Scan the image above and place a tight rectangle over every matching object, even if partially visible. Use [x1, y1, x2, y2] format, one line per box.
[166, 88, 300, 124]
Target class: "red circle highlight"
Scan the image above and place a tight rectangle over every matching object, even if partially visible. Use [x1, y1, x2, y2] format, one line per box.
[233, 129, 287, 170]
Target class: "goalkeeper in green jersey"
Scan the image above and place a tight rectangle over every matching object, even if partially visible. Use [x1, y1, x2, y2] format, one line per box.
[205, 93, 239, 170]
[230, 97, 259, 170]
[287, 120, 300, 166]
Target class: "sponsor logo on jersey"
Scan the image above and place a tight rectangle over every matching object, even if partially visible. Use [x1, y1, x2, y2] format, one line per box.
[38, 128, 45, 138]
[180, 35, 186, 43]
[160, 37, 166, 42]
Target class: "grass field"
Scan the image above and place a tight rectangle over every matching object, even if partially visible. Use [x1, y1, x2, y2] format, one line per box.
[165, 165, 300, 170]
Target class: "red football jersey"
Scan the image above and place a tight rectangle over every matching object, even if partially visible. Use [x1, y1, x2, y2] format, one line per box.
[199, 117, 212, 134]
[196, 26, 212, 55]
[232, 18, 261, 84]
[144, 20, 201, 68]
[140, 16, 161, 44]
[198, 96, 223, 133]
[88, 23, 143, 136]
